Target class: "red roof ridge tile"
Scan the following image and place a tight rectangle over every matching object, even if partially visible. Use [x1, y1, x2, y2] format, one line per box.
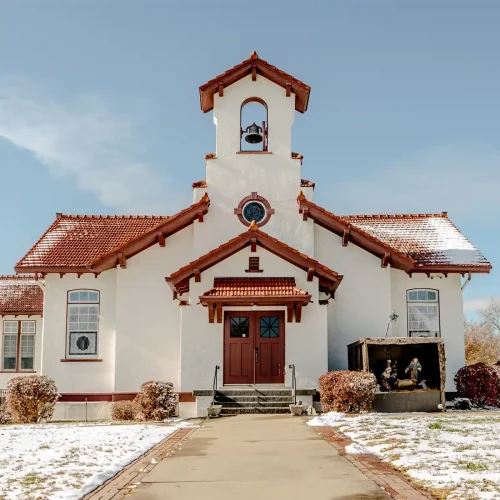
[342, 212, 449, 220]
[56, 214, 170, 220]
[0, 274, 39, 280]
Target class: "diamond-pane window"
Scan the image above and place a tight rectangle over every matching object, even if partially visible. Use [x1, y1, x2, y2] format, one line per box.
[260, 316, 279, 338]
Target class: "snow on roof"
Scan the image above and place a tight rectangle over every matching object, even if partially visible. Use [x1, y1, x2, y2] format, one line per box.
[341, 213, 490, 268]
[0, 275, 44, 315]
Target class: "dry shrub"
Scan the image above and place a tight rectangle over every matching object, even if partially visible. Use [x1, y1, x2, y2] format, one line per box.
[0, 405, 11, 424]
[455, 363, 500, 407]
[319, 370, 377, 413]
[133, 381, 178, 421]
[6, 375, 59, 423]
[465, 320, 500, 365]
[111, 400, 138, 421]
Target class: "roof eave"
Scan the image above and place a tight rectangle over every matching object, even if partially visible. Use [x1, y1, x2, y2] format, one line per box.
[409, 265, 492, 275]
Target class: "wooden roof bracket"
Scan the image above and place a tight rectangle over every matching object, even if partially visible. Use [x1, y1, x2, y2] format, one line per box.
[302, 207, 309, 221]
[218, 82, 224, 97]
[157, 231, 165, 247]
[307, 267, 314, 282]
[286, 83, 291, 97]
[250, 238, 257, 252]
[118, 253, 126, 269]
[342, 228, 350, 247]
[252, 64, 257, 81]
[194, 269, 201, 283]
[197, 211, 204, 223]
[381, 252, 390, 268]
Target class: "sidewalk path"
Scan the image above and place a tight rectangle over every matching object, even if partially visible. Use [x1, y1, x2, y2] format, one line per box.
[129, 414, 391, 500]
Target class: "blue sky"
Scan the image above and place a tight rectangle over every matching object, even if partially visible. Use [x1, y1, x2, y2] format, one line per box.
[0, 1, 498, 314]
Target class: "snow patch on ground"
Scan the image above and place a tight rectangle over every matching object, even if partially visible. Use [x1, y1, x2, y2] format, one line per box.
[0, 421, 191, 499]
[309, 412, 500, 499]
[306, 412, 346, 426]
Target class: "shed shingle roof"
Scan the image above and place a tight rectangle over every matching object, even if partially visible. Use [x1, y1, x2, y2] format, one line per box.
[202, 278, 309, 298]
[0, 276, 43, 315]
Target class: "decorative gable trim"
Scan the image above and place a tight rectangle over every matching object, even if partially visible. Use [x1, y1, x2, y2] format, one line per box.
[297, 192, 415, 272]
[166, 227, 342, 297]
[90, 194, 210, 273]
[199, 51, 311, 113]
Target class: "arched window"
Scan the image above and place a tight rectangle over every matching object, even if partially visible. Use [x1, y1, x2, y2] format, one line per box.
[407, 289, 440, 337]
[66, 290, 100, 358]
[240, 98, 268, 152]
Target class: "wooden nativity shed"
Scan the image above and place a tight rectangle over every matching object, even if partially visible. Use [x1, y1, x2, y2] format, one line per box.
[348, 338, 446, 413]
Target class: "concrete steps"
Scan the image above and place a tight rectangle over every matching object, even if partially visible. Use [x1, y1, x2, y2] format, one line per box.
[214, 389, 295, 415]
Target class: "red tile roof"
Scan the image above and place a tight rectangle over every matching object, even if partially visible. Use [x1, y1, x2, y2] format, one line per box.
[298, 194, 491, 272]
[16, 214, 169, 271]
[199, 51, 311, 113]
[0, 276, 43, 315]
[202, 278, 309, 297]
[15, 197, 210, 273]
[341, 213, 491, 268]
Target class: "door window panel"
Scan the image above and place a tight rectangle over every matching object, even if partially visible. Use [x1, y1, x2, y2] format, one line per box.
[260, 316, 280, 338]
[230, 317, 250, 338]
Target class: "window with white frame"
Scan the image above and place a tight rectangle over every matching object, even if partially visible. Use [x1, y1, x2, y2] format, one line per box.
[407, 289, 440, 337]
[2, 320, 36, 371]
[67, 290, 99, 357]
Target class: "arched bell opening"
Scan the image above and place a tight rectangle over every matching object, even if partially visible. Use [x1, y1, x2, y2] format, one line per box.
[240, 98, 268, 152]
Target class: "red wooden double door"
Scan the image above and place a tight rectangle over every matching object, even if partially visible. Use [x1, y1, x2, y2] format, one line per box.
[224, 311, 285, 385]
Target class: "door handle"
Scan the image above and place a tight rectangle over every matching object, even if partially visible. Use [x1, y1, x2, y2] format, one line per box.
[255, 348, 259, 363]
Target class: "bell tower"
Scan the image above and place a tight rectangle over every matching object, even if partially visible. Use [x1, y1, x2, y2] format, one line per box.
[194, 52, 314, 256]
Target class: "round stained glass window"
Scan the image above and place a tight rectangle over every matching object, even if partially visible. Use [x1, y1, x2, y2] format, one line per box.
[242, 202, 266, 224]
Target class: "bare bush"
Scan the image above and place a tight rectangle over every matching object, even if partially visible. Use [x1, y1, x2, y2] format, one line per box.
[111, 400, 138, 421]
[6, 375, 59, 423]
[134, 381, 178, 421]
[465, 319, 500, 365]
[319, 370, 377, 413]
[0, 405, 11, 424]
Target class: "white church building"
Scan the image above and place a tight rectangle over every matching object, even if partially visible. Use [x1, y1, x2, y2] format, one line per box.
[0, 52, 491, 418]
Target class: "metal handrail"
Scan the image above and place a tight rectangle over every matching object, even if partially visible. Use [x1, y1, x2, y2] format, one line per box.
[289, 364, 296, 404]
[212, 365, 220, 405]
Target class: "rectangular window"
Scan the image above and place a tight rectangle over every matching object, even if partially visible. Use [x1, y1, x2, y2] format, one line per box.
[67, 290, 100, 357]
[2, 320, 36, 371]
[407, 289, 440, 337]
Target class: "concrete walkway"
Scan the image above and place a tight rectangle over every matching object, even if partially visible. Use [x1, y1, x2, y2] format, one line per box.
[129, 414, 390, 500]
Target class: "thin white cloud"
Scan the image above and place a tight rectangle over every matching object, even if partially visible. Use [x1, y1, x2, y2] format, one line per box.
[463, 296, 500, 315]
[0, 77, 175, 214]
[330, 146, 500, 218]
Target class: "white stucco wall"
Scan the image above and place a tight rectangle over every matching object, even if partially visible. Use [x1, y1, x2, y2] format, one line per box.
[314, 225, 393, 371]
[180, 246, 327, 391]
[41, 272, 117, 393]
[0, 314, 43, 389]
[114, 227, 194, 392]
[390, 270, 465, 391]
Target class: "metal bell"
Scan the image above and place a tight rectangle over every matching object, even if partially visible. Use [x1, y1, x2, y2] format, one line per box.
[244, 123, 263, 144]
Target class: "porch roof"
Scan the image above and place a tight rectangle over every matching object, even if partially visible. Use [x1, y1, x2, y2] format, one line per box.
[199, 278, 312, 324]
